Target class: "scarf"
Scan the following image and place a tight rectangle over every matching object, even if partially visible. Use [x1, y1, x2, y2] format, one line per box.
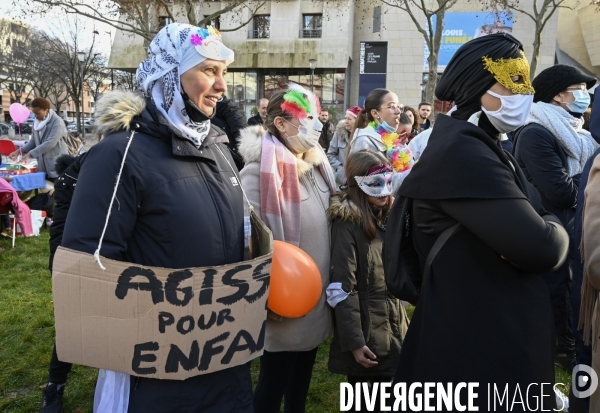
[259, 131, 336, 247]
[33, 109, 54, 132]
[368, 121, 413, 172]
[524, 102, 598, 176]
[135, 23, 234, 148]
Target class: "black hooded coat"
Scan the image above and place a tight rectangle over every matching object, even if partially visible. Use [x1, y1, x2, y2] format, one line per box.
[391, 115, 568, 411]
[386, 34, 569, 411]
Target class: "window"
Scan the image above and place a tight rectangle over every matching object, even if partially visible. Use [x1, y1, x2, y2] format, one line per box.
[302, 14, 322, 38]
[373, 6, 381, 33]
[0, 96, 3, 105]
[5, 38, 10, 46]
[158, 16, 173, 30]
[210, 16, 221, 30]
[249, 15, 270, 39]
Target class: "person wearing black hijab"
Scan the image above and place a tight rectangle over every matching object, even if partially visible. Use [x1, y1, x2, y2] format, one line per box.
[386, 34, 569, 410]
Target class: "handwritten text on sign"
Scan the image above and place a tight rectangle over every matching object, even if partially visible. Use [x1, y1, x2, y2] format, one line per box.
[52, 247, 272, 380]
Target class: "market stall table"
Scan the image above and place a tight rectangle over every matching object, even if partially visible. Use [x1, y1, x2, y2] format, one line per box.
[2, 172, 46, 191]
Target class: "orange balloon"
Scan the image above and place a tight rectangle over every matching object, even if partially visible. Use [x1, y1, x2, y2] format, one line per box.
[268, 240, 322, 318]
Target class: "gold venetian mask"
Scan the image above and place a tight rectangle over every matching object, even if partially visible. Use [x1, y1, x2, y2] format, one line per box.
[482, 51, 535, 95]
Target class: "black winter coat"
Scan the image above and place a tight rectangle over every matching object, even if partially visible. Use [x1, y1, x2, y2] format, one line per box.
[60, 93, 252, 413]
[62, 102, 245, 269]
[48, 153, 86, 271]
[212, 95, 248, 151]
[247, 113, 263, 126]
[513, 123, 580, 228]
[394, 114, 569, 410]
[327, 197, 408, 378]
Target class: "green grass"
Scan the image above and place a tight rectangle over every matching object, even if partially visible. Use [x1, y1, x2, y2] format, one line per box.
[0, 230, 572, 412]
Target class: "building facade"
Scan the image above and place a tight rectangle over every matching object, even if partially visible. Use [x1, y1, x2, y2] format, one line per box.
[108, 0, 594, 120]
[0, 15, 33, 122]
[557, 0, 600, 81]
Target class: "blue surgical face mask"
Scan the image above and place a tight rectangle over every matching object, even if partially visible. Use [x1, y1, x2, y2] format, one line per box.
[565, 90, 590, 114]
[374, 112, 397, 133]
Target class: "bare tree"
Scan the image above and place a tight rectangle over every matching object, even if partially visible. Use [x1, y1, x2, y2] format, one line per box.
[113, 70, 136, 91]
[381, 0, 457, 104]
[47, 81, 69, 114]
[38, 20, 102, 134]
[25, 30, 65, 100]
[18, 0, 266, 46]
[487, 0, 578, 77]
[87, 58, 111, 103]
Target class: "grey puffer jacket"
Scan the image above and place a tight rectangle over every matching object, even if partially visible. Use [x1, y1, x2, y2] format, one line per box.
[327, 195, 408, 377]
[22, 110, 69, 178]
[327, 120, 351, 187]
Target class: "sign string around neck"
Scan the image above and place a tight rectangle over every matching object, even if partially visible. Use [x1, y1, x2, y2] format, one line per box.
[93, 130, 137, 270]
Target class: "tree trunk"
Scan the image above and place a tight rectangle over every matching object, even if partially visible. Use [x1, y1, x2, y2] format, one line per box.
[425, 7, 446, 117]
[530, 22, 543, 79]
[75, 101, 81, 136]
[426, 53, 438, 105]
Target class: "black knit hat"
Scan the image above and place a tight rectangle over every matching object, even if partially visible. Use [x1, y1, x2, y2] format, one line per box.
[532, 64, 597, 103]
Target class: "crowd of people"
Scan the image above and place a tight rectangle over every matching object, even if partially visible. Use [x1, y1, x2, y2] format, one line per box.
[29, 21, 600, 413]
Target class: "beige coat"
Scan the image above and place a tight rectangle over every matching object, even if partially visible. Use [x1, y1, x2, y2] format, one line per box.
[238, 125, 333, 352]
[583, 154, 600, 411]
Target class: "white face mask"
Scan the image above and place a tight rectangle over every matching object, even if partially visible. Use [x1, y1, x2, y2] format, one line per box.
[282, 118, 321, 154]
[480, 90, 534, 133]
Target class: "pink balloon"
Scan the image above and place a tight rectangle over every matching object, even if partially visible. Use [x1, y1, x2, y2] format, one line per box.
[9, 103, 30, 124]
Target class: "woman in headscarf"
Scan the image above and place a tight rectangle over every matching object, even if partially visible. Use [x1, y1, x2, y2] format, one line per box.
[9, 97, 69, 180]
[58, 24, 253, 413]
[238, 85, 336, 413]
[386, 33, 569, 410]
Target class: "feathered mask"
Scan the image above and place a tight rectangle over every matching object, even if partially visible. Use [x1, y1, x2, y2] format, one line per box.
[280, 83, 322, 128]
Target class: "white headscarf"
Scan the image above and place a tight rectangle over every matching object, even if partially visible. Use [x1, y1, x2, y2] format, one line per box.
[136, 23, 234, 147]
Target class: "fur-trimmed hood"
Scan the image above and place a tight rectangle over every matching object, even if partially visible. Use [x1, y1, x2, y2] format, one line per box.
[327, 195, 361, 223]
[336, 120, 350, 143]
[94, 90, 146, 137]
[238, 124, 326, 176]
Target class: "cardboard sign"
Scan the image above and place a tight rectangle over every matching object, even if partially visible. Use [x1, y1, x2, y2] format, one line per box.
[52, 247, 272, 380]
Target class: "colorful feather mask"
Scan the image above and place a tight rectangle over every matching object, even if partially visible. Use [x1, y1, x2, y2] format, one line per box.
[280, 83, 322, 130]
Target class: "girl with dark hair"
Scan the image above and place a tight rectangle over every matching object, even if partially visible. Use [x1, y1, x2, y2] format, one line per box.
[386, 33, 569, 410]
[9, 97, 69, 180]
[348, 89, 414, 191]
[403, 106, 420, 141]
[327, 150, 408, 411]
[238, 84, 336, 413]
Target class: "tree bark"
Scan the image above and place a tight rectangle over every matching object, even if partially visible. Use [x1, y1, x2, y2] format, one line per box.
[530, 22, 543, 79]
[425, 7, 446, 112]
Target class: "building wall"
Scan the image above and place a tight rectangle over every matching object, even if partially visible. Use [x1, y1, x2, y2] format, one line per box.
[223, 0, 353, 70]
[107, 0, 562, 112]
[557, 1, 600, 78]
[349, 0, 559, 109]
[0, 15, 33, 122]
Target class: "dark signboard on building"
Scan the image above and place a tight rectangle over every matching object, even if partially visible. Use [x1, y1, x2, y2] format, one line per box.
[360, 42, 388, 75]
[359, 42, 388, 106]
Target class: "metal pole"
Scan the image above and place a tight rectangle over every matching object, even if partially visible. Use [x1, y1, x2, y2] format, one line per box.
[310, 69, 314, 92]
[111, 69, 114, 90]
[81, 67, 85, 142]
